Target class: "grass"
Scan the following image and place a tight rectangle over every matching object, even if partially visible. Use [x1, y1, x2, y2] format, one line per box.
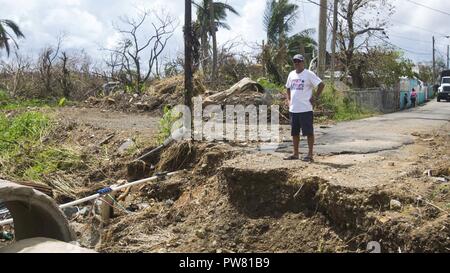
[318, 83, 376, 122]
[257, 77, 285, 93]
[0, 111, 84, 182]
[0, 89, 71, 111]
[0, 99, 55, 111]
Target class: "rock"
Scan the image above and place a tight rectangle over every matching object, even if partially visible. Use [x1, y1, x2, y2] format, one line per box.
[126, 204, 140, 212]
[390, 199, 402, 210]
[175, 215, 183, 222]
[1, 231, 14, 241]
[138, 203, 150, 210]
[172, 227, 181, 234]
[77, 207, 90, 217]
[135, 102, 150, 111]
[165, 199, 175, 207]
[118, 139, 135, 154]
[196, 229, 206, 239]
[62, 207, 79, 219]
[433, 177, 448, 183]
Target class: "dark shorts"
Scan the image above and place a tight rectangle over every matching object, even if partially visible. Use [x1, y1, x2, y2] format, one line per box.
[290, 112, 314, 137]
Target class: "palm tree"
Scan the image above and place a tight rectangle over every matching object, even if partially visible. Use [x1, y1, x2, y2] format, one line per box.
[194, 0, 239, 80]
[0, 19, 25, 56]
[287, 28, 317, 66]
[263, 0, 298, 83]
[263, 0, 298, 47]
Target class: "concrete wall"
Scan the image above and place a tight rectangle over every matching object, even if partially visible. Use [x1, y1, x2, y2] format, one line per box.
[399, 78, 432, 109]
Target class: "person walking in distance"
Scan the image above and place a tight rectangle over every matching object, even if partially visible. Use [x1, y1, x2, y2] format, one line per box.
[284, 54, 325, 162]
[410, 88, 417, 107]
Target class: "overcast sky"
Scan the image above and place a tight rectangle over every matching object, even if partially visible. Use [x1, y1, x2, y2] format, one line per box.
[1, 0, 449, 65]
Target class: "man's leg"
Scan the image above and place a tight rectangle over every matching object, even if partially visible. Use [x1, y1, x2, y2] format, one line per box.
[285, 113, 301, 160]
[307, 134, 314, 158]
[293, 135, 300, 158]
[301, 112, 315, 161]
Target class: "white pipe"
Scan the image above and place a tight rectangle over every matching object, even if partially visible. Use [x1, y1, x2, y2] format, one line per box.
[0, 219, 12, 226]
[0, 171, 183, 226]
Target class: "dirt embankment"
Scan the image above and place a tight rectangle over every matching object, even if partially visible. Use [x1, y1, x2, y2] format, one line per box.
[64, 127, 450, 253]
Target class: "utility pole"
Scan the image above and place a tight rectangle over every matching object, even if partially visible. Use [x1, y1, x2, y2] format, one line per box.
[447, 44, 449, 69]
[318, 0, 328, 79]
[184, 0, 193, 114]
[331, 0, 338, 83]
[432, 36, 436, 84]
[209, 0, 217, 85]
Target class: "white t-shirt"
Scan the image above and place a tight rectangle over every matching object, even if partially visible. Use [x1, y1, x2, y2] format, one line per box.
[285, 69, 322, 113]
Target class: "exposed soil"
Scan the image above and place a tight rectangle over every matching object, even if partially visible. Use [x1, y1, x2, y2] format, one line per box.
[72, 126, 449, 253]
[1, 103, 449, 253]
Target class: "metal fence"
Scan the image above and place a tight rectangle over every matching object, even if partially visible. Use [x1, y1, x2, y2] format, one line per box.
[341, 87, 400, 113]
[339, 78, 436, 113]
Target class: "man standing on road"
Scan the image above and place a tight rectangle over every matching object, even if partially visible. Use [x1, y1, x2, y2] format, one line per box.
[284, 54, 325, 162]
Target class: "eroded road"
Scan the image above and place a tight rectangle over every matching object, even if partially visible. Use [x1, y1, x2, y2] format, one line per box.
[277, 100, 450, 155]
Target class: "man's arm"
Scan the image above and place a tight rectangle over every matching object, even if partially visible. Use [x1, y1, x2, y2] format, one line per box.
[316, 82, 325, 98]
[311, 82, 325, 106]
[286, 88, 291, 107]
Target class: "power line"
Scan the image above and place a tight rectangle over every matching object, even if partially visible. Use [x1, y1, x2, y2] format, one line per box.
[302, 0, 431, 55]
[403, 0, 450, 17]
[388, 33, 448, 49]
[301, 0, 449, 38]
[390, 19, 449, 37]
[387, 33, 431, 44]
[372, 33, 431, 56]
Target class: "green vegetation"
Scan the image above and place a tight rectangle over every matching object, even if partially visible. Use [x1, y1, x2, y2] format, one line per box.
[0, 90, 70, 110]
[319, 83, 376, 121]
[0, 19, 25, 56]
[0, 99, 54, 111]
[257, 77, 284, 92]
[0, 111, 84, 181]
[156, 105, 182, 145]
[258, 78, 375, 122]
[0, 89, 9, 102]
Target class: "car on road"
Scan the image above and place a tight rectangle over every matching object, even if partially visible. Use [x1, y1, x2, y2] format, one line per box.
[437, 70, 450, 102]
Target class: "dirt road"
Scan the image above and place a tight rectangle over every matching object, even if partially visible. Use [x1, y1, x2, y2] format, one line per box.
[55, 106, 160, 136]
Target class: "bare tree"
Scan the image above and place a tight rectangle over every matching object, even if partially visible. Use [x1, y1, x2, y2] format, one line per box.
[103, 49, 125, 81]
[111, 10, 177, 93]
[337, 0, 394, 87]
[59, 51, 72, 98]
[0, 51, 33, 97]
[38, 36, 62, 97]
